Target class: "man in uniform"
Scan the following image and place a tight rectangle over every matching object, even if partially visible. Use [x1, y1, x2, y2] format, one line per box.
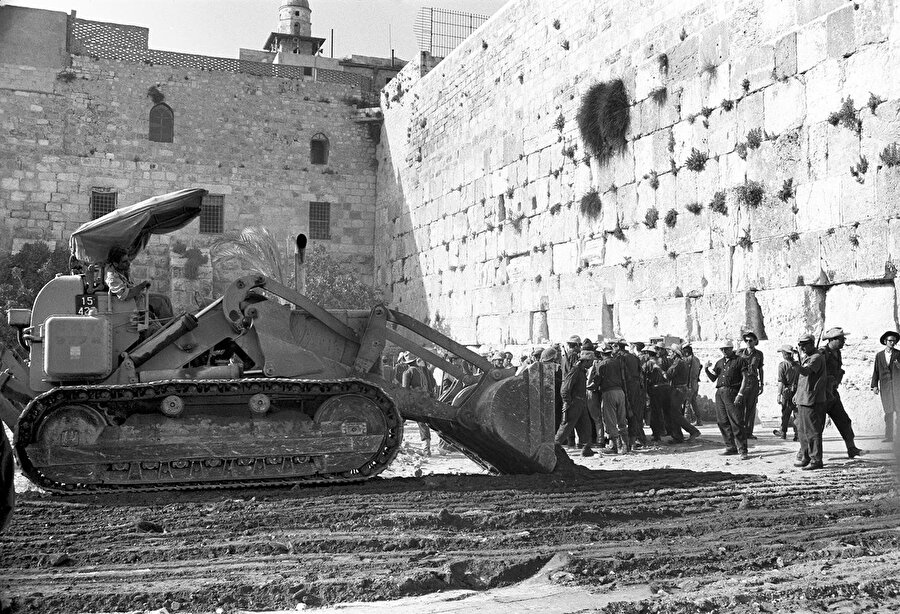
[705, 339, 751, 459]
[820, 327, 863, 458]
[740, 331, 764, 439]
[590, 343, 629, 454]
[794, 333, 827, 470]
[617, 339, 646, 447]
[555, 348, 593, 451]
[664, 344, 702, 443]
[642, 347, 668, 441]
[774, 344, 799, 441]
[682, 344, 703, 426]
[871, 330, 900, 442]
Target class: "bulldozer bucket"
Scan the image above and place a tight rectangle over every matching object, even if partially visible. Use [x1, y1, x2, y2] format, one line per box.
[389, 362, 558, 474]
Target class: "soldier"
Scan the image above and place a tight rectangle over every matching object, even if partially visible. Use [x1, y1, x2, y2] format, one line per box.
[561, 335, 582, 379]
[590, 344, 629, 454]
[584, 346, 603, 456]
[794, 333, 827, 470]
[705, 339, 751, 459]
[820, 327, 863, 459]
[664, 344, 702, 443]
[773, 344, 799, 441]
[642, 347, 667, 441]
[871, 330, 900, 442]
[540, 347, 564, 434]
[616, 339, 646, 446]
[682, 344, 703, 426]
[740, 331, 764, 439]
[555, 348, 593, 451]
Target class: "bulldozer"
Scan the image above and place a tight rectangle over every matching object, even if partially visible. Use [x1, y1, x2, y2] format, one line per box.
[0, 188, 558, 494]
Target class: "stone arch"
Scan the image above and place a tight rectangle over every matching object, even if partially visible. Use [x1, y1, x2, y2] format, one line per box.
[149, 103, 174, 143]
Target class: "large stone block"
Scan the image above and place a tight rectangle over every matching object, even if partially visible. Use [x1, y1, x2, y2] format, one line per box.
[795, 176, 841, 232]
[842, 44, 898, 114]
[796, 18, 826, 73]
[820, 221, 891, 284]
[826, 5, 855, 59]
[728, 44, 773, 100]
[855, 0, 893, 46]
[748, 192, 797, 241]
[763, 77, 806, 135]
[617, 296, 692, 340]
[774, 32, 798, 80]
[691, 291, 761, 342]
[754, 283, 825, 343]
[823, 282, 896, 339]
[616, 255, 678, 301]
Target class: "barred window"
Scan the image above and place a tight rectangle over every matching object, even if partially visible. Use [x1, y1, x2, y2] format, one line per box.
[310, 133, 329, 165]
[199, 194, 224, 234]
[309, 201, 331, 240]
[90, 188, 117, 219]
[149, 103, 174, 143]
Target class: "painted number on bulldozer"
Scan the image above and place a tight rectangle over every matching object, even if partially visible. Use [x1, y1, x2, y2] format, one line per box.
[76, 295, 97, 315]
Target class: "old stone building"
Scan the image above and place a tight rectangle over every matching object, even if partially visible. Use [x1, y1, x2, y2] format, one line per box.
[375, 0, 900, 430]
[0, 1, 401, 308]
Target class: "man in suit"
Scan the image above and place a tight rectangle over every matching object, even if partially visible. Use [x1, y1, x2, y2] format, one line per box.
[871, 330, 900, 442]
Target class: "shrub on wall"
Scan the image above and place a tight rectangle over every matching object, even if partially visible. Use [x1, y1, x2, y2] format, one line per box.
[579, 188, 602, 218]
[576, 79, 630, 164]
[827, 97, 861, 134]
[664, 208, 678, 228]
[880, 143, 900, 167]
[644, 207, 659, 228]
[777, 178, 795, 202]
[685, 201, 703, 215]
[685, 148, 709, 172]
[710, 190, 727, 215]
[735, 180, 765, 209]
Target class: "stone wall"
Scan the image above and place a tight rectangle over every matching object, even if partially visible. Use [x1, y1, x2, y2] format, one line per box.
[0, 6, 378, 313]
[375, 0, 900, 431]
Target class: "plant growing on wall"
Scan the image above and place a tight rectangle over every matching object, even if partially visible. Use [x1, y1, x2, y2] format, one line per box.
[684, 148, 708, 172]
[700, 59, 717, 77]
[746, 128, 763, 149]
[147, 85, 165, 104]
[735, 180, 765, 209]
[579, 188, 602, 219]
[741, 78, 750, 94]
[576, 79, 631, 165]
[644, 207, 659, 228]
[650, 86, 667, 105]
[553, 19, 561, 29]
[644, 169, 660, 190]
[658, 53, 669, 73]
[827, 97, 861, 134]
[738, 231, 753, 250]
[700, 106, 714, 118]
[553, 114, 565, 131]
[710, 190, 727, 215]
[609, 223, 626, 241]
[736, 143, 748, 160]
[721, 99, 734, 111]
[182, 248, 209, 280]
[850, 155, 869, 183]
[777, 178, 795, 202]
[685, 201, 703, 215]
[880, 143, 900, 167]
[664, 208, 678, 228]
[868, 92, 885, 114]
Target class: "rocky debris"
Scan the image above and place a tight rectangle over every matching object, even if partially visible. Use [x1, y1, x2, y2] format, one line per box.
[135, 519, 164, 533]
[48, 553, 73, 567]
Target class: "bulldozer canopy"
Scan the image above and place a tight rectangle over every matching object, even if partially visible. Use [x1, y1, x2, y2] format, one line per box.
[69, 188, 208, 264]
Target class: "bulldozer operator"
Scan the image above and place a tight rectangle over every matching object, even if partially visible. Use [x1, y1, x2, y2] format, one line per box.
[105, 245, 152, 302]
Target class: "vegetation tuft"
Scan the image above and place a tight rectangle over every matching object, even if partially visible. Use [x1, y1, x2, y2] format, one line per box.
[868, 92, 885, 114]
[710, 190, 727, 215]
[736, 143, 748, 160]
[576, 79, 631, 164]
[700, 106, 714, 118]
[850, 155, 869, 183]
[609, 224, 626, 241]
[658, 53, 669, 73]
[664, 208, 678, 228]
[746, 128, 763, 150]
[738, 232, 753, 250]
[579, 188, 603, 219]
[553, 113, 565, 131]
[777, 178, 795, 202]
[721, 99, 734, 111]
[735, 180, 765, 209]
[827, 97, 861, 134]
[650, 86, 668, 105]
[645, 169, 660, 190]
[685, 148, 709, 172]
[644, 207, 659, 228]
[741, 78, 750, 94]
[880, 143, 900, 168]
[685, 201, 703, 215]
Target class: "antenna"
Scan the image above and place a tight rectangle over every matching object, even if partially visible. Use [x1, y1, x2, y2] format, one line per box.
[389, 24, 392, 58]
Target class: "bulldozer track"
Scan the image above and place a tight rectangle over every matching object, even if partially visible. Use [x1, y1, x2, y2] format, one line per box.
[14, 377, 402, 494]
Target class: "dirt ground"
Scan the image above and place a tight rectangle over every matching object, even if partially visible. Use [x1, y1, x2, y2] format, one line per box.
[1, 419, 899, 614]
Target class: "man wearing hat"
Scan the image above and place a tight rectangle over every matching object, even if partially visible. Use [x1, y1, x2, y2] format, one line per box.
[682, 344, 704, 426]
[642, 347, 671, 442]
[664, 344, 702, 443]
[774, 344, 799, 441]
[616, 339, 647, 447]
[871, 330, 900, 442]
[588, 343, 629, 454]
[584, 345, 605, 455]
[561, 335, 582, 380]
[705, 338, 751, 459]
[740, 331, 765, 439]
[794, 333, 827, 470]
[820, 327, 863, 458]
[555, 346, 594, 452]
[539, 347, 565, 434]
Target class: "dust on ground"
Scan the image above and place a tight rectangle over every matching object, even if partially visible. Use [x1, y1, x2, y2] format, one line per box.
[1, 420, 898, 614]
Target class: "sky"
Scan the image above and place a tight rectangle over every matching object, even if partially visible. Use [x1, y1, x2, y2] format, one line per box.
[4, 0, 510, 61]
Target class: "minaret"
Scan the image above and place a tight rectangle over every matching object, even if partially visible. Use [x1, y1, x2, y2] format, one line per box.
[278, 0, 311, 37]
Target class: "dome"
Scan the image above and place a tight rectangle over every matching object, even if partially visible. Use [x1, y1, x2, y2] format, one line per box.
[281, 0, 310, 9]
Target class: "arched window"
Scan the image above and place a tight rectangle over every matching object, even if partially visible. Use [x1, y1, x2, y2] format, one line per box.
[310, 133, 329, 165]
[149, 103, 174, 143]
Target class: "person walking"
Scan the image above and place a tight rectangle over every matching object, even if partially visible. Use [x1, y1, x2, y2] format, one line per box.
[705, 339, 751, 459]
[794, 333, 828, 470]
[664, 344, 702, 444]
[740, 331, 764, 439]
[555, 348, 593, 451]
[590, 344, 629, 454]
[819, 327, 864, 459]
[683, 344, 703, 426]
[773, 344, 799, 441]
[871, 330, 900, 442]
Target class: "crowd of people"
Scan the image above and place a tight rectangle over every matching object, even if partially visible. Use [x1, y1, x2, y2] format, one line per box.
[391, 326, 900, 471]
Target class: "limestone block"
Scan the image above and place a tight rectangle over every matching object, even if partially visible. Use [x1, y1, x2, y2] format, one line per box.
[774, 32, 798, 80]
[823, 282, 896, 338]
[839, 173, 878, 224]
[795, 176, 841, 232]
[679, 78, 703, 120]
[826, 5, 855, 59]
[748, 194, 797, 241]
[633, 134, 655, 180]
[673, 165, 698, 207]
[876, 167, 900, 223]
[625, 223, 666, 260]
[618, 183, 640, 227]
[475, 314, 507, 345]
[693, 156, 721, 206]
[796, 18, 826, 73]
[820, 221, 891, 284]
[663, 205, 709, 254]
[707, 195, 741, 249]
[728, 44, 773, 100]
[855, 0, 893, 46]
[752, 234, 818, 290]
[602, 231, 630, 267]
[763, 77, 806, 135]
[668, 37, 698, 84]
[735, 91, 765, 141]
[718, 151, 748, 189]
[798, 122, 829, 184]
[574, 162, 592, 196]
[582, 236, 605, 267]
[547, 307, 604, 343]
[674, 251, 708, 298]
[747, 129, 803, 187]
[638, 99, 662, 137]
[701, 64, 730, 109]
[552, 241, 579, 275]
[706, 110, 739, 159]
[842, 44, 899, 110]
[691, 291, 759, 342]
[612, 142, 636, 187]
[754, 286, 825, 341]
[617, 256, 678, 301]
[636, 56, 664, 101]
[797, 0, 847, 25]
[825, 123, 863, 179]
[618, 297, 692, 340]
[701, 246, 733, 295]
